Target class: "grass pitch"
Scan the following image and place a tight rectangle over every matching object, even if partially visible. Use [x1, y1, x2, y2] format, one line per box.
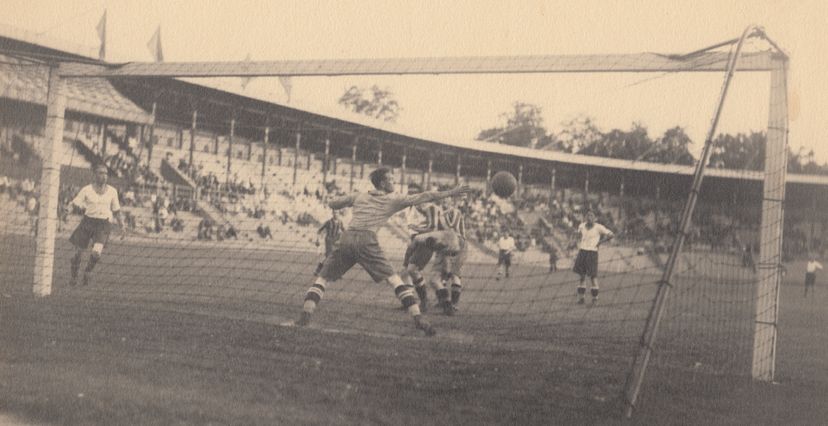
[1, 233, 826, 425]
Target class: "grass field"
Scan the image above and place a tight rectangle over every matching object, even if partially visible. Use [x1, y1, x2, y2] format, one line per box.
[1, 232, 826, 425]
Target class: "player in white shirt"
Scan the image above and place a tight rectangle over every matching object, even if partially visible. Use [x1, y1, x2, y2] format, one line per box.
[496, 232, 516, 280]
[804, 255, 823, 298]
[67, 164, 124, 287]
[572, 210, 614, 304]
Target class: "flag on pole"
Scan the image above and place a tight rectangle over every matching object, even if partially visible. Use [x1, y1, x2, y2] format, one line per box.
[147, 25, 164, 62]
[279, 76, 292, 103]
[96, 10, 107, 60]
[240, 53, 253, 90]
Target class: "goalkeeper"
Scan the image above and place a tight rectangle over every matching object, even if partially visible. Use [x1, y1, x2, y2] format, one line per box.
[295, 167, 471, 336]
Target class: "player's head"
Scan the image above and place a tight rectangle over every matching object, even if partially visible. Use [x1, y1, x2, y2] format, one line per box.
[93, 164, 108, 185]
[585, 209, 595, 224]
[369, 167, 395, 193]
[331, 209, 339, 219]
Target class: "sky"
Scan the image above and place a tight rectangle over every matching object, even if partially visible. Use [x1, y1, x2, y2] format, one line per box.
[3, 0, 827, 162]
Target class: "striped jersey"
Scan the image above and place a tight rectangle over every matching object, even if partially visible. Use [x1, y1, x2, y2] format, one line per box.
[319, 218, 344, 243]
[409, 203, 443, 234]
[442, 207, 466, 239]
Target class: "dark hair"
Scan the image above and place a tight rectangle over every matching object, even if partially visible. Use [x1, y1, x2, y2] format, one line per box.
[369, 167, 392, 189]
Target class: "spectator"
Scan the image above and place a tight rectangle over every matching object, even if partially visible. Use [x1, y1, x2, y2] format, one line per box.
[257, 223, 273, 239]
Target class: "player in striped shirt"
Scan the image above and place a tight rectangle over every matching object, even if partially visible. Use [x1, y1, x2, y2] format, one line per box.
[314, 209, 344, 276]
[429, 200, 468, 315]
[295, 167, 471, 336]
[401, 201, 446, 311]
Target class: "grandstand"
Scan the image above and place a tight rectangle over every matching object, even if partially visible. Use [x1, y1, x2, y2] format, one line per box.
[2, 22, 828, 424]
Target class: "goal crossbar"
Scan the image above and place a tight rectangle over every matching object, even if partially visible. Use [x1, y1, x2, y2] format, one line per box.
[57, 51, 776, 79]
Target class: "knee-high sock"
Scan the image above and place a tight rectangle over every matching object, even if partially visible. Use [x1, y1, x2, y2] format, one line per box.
[303, 278, 327, 313]
[84, 253, 100, 273]
[450, 282, 462, 305]
[388, 275, 420, 316]
[71, 252, 82, 278]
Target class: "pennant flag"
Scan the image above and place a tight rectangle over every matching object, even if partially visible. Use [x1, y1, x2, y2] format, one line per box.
[96, 10, 107, 60]
[279, 76, 292, 103]
[147, 25, 164, 62]
[240, 53, 253, 90]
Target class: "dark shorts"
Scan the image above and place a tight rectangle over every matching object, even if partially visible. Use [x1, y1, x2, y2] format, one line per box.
[805, 272, 816, 286]
[319, 230, 395, 283]
[402, 236, 417, 267]
[408, 241, 435, 271]
[434, 237, 467, 277]
[69, 216, 112, 250]
[573, 249, 599, 278]
[498, 250, 512, 267]
[324, 240, 336, 258]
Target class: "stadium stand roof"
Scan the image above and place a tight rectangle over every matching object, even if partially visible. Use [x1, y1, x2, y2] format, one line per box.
[0, 53, 151, 124]
[143, 76, 828, 188]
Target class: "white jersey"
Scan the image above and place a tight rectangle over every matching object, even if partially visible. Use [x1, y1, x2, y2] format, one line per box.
[71, 184, 120, 220]
[807, 261, 823, 274]
[577, 222, 612, 252]
[498, 236, 516, 252]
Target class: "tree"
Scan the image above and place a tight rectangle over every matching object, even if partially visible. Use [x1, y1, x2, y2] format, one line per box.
[338, 85, 401, 122]
[578, 122, 654, 160]
[551, 114, 602, 153]
[708, 131, 766, 171]
[643, 126, 695, 165]
[476, 102, 551, 148]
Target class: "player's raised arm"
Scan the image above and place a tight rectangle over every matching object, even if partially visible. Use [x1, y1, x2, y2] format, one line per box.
[327, 194, 356, 210]
[401, 184, 472, 208]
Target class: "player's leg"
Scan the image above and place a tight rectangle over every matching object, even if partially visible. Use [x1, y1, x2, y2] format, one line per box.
[450, 274, 462, 308]
[359, 234, 435, 336]
[406, 241, 434, 311]
[428, 269, 452, 316]
[449, 243, 466, 311]
[298, 242, 355, 326]
[589, 277, 600, 303]
[504, 253, 511, 277]
[70, 247, 83, 286]
[83, 220, 111, 286]
[589, 251, 600, 303]
[68, 219, 91, 287]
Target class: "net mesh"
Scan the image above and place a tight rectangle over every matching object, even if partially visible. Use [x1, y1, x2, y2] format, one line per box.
[0, 36, 811, 420]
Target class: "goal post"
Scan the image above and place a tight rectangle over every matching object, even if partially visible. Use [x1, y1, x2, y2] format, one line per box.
[33, 63, 66, 297]
[752, 55, 789, 382]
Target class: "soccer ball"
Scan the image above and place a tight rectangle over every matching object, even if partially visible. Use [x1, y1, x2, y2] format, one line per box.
[491, 171, 517, 198]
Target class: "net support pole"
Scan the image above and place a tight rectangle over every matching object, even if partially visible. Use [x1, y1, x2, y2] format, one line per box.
[623, 24, 758, 418]
[455, 154, 461, 185]
[146, 101, 156, 165]
[261, 121, 269, 187]
[751, 55, 788, 381]
[33, 64, 66, 297]
[293, 124, 301, 187]
[350, 139, 357, 192]
[322, 135, 330, 189]
[227, 114, 235, 185]
[189, 109, 197, 174]
[400, 150, 407, 192]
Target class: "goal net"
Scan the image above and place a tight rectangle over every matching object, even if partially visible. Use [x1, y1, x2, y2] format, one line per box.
[0, 29, 792, 417]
